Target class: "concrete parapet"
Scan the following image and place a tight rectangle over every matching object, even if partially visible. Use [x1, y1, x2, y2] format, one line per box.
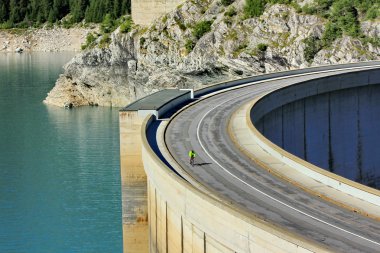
[141, 115, 329, 253]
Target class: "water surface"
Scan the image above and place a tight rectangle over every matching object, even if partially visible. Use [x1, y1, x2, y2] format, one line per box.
[0, 53, 122, 252]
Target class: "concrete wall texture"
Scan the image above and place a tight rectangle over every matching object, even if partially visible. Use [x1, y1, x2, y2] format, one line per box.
[120, 111, 149, 253]
[132, 0, 186, 25]
[253, 70, 380, 190]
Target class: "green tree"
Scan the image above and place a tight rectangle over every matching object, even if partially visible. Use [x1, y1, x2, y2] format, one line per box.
[119, 16, 133, 33]
[321, 21, 342, 47]
[0, 2, 8, 23]
[0, 0, 131, 28]
[70, 0, 88, 22]
[101, 13, 114, 33]
[244, 0, 266, 18]
[303, 36, 322, 62]
[330, 0, 360, 37]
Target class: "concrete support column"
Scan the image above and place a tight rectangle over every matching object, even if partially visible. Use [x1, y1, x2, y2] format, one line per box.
[120, 111, 149, 253]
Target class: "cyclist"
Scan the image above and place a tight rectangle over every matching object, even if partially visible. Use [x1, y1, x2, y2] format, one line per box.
[188, 150, 196, 166]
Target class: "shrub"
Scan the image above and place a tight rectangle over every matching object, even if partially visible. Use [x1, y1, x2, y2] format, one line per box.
[86, 33, 97, 44]
[185, 39, 195, 53]
[257, 43, 268, 52]
[99, 34, 111, 48]
[361, 37, 380, 48]
[226, 29, 238, 40]
[81, 32, 97, 50]
[162, 15, 168, 23]
[174, 17, 187, 31]
[221, 0, 234, 6]
[302, 4, 317, 15]
[290, 2, 302, 13]
[140, 37, 146, 47]
[244, 0, 266, 18]
[321, 21, 342, 47]
[224, 6, 237, 17]
[0, 21, 13, 29]
[223, 16, 233, 26]
[101, 14, 115, 34]
[192, 20, 213, 39]
[331, 0, 360, 37]
[233, 42, 248, 57]
[303, 36, 322, 63]
[365, 5, 379, 20]
[120, 16, 133, 33]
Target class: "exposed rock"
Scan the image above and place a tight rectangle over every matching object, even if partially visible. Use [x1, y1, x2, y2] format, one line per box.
[361, 20, 380, 38]
[44, 0, 380, 107]
[0, 25, 98, 53]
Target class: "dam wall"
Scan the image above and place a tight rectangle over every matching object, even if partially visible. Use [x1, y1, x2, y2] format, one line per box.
[120, 111, 149, 253]
[252, 69, 380, 189]
[120, 63, 380, 252]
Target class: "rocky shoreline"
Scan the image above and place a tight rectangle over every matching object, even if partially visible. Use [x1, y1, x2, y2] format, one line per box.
[0, 26, 98, 53]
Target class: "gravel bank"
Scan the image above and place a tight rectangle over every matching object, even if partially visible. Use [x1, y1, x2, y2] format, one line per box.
[0, 26, 98, 53]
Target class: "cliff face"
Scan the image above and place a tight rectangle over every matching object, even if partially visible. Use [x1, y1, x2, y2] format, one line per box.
[44, 0, 380, 107]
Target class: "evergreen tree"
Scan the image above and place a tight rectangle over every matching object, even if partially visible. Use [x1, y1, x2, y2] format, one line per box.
[0, 2, 8, 23]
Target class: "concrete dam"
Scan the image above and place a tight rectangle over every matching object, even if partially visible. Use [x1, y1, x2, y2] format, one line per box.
[120, 63, 380, 253]
[252, 76, 380, 189]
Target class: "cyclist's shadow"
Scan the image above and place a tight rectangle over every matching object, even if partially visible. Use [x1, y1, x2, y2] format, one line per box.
[194, 162, 212, 166]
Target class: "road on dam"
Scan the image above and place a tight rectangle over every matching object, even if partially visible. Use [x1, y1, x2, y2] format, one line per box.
[164, 66, 380, 253]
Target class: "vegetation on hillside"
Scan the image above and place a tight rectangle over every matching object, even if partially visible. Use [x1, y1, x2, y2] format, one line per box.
[81, 15, 133, 50]
[0, 0, 131, 29]
[244, 0, 380, 21]
[242, 0, 380, 61]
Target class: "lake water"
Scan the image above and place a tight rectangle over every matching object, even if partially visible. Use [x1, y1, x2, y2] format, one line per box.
[0, 53, 122, 252]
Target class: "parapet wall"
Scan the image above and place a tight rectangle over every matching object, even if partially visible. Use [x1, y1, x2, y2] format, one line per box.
[249, 68, 380, 207]
[132, 0, 186, 26]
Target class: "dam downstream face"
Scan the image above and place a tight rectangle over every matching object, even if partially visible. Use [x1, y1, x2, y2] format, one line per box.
[254, 83, 380, 189]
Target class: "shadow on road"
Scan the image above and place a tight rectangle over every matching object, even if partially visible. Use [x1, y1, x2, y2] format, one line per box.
[195, 162, 212, 166]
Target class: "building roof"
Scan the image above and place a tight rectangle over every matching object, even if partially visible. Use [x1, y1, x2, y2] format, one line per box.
[121, 89, 190, 111]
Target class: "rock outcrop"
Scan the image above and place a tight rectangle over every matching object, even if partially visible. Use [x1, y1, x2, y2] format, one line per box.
[44, 0, 380, 107]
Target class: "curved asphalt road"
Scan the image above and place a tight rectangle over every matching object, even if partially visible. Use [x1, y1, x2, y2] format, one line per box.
[165, 66, 380, 253]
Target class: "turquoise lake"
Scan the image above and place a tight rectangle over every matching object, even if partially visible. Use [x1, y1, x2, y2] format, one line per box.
[0, 53, 122, 252]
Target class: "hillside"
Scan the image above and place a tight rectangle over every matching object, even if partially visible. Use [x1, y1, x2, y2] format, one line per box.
[44, 0, 380, 107]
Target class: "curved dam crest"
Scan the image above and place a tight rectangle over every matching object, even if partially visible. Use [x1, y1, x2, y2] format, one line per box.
[253, 81, 380, 189]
